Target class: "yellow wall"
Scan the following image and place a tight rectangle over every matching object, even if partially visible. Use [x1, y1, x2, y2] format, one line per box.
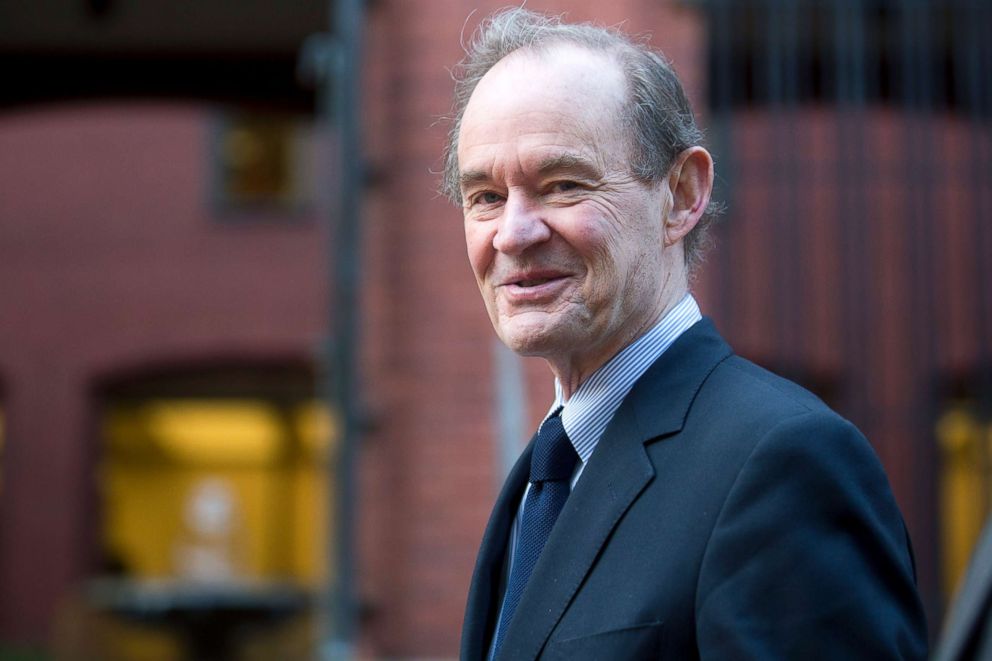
[938, 403, 992, 598]
[101, 399, 335, 585]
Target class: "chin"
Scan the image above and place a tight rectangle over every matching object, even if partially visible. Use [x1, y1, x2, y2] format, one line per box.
[496, 321, 571, 358]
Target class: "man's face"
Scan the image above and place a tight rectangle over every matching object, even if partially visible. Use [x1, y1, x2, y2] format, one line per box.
[457, 46, 679, 379]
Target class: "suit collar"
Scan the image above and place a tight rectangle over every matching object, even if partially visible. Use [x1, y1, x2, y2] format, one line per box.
[463, 318, 733, 660]
[619, 317, 732, 442]
[552, 293, 703, 464]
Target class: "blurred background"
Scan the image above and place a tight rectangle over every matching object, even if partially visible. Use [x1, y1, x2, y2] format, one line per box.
[0, 0, 989, 658]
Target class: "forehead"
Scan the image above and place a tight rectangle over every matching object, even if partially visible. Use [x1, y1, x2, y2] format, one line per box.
[457, 45, 629, 175]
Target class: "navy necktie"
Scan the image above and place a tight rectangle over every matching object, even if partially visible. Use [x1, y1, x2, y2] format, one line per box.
[491, 411, 577, 656]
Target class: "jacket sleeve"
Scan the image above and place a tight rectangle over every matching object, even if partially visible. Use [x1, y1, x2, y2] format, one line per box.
[694, 411, 928, 660]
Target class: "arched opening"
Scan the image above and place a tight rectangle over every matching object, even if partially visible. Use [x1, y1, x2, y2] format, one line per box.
[72, 360, 334, 658]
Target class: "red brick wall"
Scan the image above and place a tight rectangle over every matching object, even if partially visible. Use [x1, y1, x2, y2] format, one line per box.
[0, 103, 327, 642]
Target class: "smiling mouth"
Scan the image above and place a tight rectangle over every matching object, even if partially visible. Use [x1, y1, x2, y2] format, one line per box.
[516, 277, 559, 287]
[499, 273, 570, 302]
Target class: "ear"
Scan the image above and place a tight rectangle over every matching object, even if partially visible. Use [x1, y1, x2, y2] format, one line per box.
[663, 146, 714, 246]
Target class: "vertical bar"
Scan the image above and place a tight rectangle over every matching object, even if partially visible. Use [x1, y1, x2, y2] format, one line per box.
[832, 0, 851, 416]
[973, 0, 992, 551]
[766, 0, 792, 372]
[780, 0, 803, 378]
[850, 0, 870, 431]
[900, 0, 941, 631]
[977, 5, 992, 420]
[492, 340, 527, 483]
[960, 1, 992, 421]
[766, 0, 783, 106]
[848, 0, 866, 106]
[834, 0, 870, 430]
[762, 0, 800, 378]
[320, 0, 364, 658]
[709, 0, 737, 330]
[953, 0, 992, 549]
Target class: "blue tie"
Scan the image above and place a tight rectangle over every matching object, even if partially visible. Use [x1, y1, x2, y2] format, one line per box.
[491, 411, 577, 656]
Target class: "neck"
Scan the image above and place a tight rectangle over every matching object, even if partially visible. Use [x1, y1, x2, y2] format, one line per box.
[551, 286, 689, 401]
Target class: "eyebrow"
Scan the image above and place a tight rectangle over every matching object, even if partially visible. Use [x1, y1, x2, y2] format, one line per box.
[458, 169, 492, 191]
[459, 153, 604, 191]
[535, 153, 604, 180]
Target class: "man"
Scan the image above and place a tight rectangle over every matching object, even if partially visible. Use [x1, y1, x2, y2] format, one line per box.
[442, 8, 927, 660]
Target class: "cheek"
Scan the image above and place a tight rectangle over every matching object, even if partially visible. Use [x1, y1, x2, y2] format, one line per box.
[464, 223, 495, 283]
[569, 220, 627, 280]
[598, 205, 664, 278]
[570, 221, 657, 307]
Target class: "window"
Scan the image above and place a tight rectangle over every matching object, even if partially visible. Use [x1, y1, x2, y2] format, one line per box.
[97, 365, 332, 585]
[707, 0, 991, 116]
[210, 111, 315, 216]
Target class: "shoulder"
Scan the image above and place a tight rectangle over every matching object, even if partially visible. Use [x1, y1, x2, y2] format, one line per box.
[681, 352, 853, 445]
[689, 362, 927, 658]
[703, 355, 887, 486]
[707, 354, 833, 418]
[672, 351, 904, 529]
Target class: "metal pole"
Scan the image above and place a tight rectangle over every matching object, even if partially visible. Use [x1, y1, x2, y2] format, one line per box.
[327, 0, 363, 653]
[492, 339, 527, 483]
[709, 0, 737, 330]
[299, 0, 365, 658]
[899, 0, 940, 629]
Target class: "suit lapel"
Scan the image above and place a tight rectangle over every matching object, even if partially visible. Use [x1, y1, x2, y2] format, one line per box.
[494, 412, 655, 661]
[461, 439, 535, 661]
[494, 319, 733, 660]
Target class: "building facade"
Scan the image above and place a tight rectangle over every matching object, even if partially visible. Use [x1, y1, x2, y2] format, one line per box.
[0, 0, 989, 657]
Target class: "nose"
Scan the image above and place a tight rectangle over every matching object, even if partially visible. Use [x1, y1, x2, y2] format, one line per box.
[492, 195, 551, 255]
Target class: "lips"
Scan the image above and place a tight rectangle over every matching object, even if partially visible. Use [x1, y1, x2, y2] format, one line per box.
[499, 269, 570, 288]
[495, 268, 573, 304]
[516, 276, 560, 287]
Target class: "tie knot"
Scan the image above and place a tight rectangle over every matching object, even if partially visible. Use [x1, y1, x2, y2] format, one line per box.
[529, 413, 577, 483]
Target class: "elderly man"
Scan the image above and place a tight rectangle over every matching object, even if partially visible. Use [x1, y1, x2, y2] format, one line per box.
[442, 9, 927, 660]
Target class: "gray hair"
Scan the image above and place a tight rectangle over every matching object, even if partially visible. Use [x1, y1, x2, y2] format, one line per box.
[441, 8, 721, 272]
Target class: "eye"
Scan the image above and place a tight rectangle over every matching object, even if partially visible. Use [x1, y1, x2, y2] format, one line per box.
[549, 180, 581, 194]
[469, 190, 504, 207]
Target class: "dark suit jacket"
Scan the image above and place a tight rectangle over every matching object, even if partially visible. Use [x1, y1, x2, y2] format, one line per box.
[461, 319, 927, 660]
[935, 521, 992, 661]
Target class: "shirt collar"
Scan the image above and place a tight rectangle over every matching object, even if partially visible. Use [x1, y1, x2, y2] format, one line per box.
[547, 294, 702, 464]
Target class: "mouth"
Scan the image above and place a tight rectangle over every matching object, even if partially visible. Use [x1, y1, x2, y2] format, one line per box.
[499, 269, 570, 289]
[514, 276, 563, 288]
[496, 270, 573, 303]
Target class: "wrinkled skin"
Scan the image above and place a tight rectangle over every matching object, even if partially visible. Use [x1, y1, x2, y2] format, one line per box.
[458, 45, 712, 397]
